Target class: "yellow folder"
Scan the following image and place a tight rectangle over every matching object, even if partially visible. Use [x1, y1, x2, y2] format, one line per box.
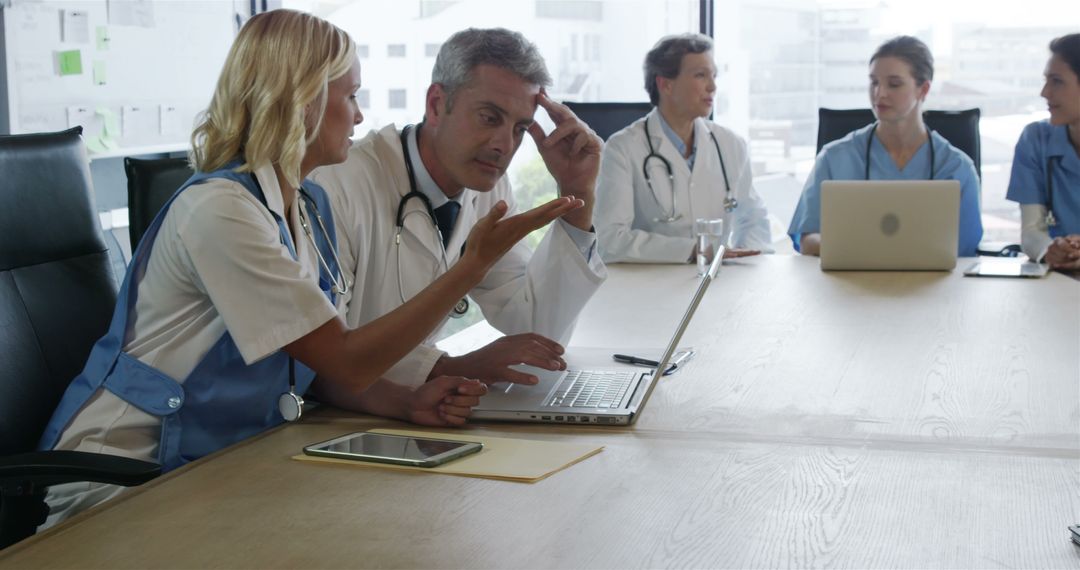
[292, 428, 603, 483]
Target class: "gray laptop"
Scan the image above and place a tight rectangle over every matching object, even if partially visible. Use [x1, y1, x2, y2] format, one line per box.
[820, 180, 960, 271]
[471, 252, 723, 426]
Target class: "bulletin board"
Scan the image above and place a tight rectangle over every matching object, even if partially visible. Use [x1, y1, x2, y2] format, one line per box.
[1, 0, 239, 158]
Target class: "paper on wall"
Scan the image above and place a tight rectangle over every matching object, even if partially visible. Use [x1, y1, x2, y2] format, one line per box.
[108, 0, 155, 28]
[159, 104, 182, 136]
[122, 104, 158, 141]
[61, 9, 90, 43]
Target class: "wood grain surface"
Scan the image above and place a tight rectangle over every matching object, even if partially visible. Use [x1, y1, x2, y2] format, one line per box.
[2, 256, 1077, 569]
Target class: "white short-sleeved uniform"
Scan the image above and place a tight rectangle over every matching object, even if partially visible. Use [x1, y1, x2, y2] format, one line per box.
[43, 163, 338, 527]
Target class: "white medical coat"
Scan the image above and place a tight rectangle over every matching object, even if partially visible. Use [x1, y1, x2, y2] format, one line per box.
[595, 109, 771, 263]
[312, 124, 607, 386]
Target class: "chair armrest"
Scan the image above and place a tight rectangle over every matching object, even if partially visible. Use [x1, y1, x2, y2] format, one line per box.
[0, 450, 160, 491]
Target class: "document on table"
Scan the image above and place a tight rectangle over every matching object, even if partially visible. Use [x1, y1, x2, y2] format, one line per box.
[293, 428, 603, 483]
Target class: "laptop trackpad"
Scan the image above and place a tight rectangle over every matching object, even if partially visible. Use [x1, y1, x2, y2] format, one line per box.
[481, 365, 564, 408]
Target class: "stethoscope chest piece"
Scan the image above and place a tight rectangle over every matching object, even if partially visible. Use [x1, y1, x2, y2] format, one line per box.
[278, 391, 303, 422]
[451, 297, 470, 318]
[280, 357, 303, 422]
[724, 196, 739, 213]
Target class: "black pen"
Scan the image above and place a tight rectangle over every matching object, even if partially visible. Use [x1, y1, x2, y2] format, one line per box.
[612, 353, 658, 366]
[613, 350, 694, 375]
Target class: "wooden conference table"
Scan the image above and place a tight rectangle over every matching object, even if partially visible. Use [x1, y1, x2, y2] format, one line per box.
[2, 255, 1078, 568]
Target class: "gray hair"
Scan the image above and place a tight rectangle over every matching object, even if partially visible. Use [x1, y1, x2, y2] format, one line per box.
[431, 28, 552, 110]
[870, 36, 934, 85]
[644, 33, 713, 106]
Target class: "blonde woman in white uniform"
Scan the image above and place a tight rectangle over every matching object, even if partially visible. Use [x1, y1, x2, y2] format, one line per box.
[39, 10, 581, 527]
[595, 33, 771, 263]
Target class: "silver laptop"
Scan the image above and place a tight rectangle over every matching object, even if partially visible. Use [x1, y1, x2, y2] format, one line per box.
[471, 252, 723, 426]
[820, 180, 960, 271]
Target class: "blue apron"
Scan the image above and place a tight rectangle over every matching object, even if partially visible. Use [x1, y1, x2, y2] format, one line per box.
[38, 163, 340, 472]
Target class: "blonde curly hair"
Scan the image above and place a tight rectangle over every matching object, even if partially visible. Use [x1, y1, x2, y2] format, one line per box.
[191, 9, 355, 189]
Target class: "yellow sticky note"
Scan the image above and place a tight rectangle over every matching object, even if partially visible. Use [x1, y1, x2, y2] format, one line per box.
[58, 50, 83, 75]
[93, 61, 106, 85]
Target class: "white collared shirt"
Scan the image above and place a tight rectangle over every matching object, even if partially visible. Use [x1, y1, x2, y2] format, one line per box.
[405, 124, 597, 260]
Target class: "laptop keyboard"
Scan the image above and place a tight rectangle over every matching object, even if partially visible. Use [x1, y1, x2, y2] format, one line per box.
[545, 370, 637, 409]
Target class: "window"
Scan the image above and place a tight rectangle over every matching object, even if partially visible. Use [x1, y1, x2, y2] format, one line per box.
[388, 89, 406, 109]
[284, 0, 700, 337]
[536, 0, 603, 21]
[356, 44, 369, 58]
[387, 44, 406, 57]
[717, 0, 1080, 247]
[357, 89, 370, 109]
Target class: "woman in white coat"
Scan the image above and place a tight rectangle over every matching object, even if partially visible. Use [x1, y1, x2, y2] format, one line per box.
[595, 33, 772, 263]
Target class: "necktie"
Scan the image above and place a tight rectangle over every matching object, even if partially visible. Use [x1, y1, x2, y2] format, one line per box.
[433, 201, 460, 249]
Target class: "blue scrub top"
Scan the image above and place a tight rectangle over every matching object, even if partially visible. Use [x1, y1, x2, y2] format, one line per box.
[1006, 120, 1080, 237]
[787, 123, 983, 256]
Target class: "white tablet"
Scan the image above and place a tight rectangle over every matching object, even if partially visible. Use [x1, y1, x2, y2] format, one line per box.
[963, 259, 1048, 278]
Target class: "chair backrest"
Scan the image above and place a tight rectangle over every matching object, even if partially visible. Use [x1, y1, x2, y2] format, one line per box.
[0, 127, 117, 456]
[564, 102, 653, 141]
[124, 156, 193, 250]
[816, 108, 982, 179]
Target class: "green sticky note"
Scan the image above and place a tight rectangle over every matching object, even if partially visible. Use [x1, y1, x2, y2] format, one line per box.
[96, 107, 120, 145]
[58, 50, 83, 75]
[93, 61, 106, 85]
[85, 137, 107, 153]
[96, 26, 110, 51]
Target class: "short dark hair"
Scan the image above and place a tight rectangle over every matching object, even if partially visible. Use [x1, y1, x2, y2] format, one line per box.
[1050, 33, 1080, 78]
[870, 35, 934, 85]
[643, 33, 713, 106]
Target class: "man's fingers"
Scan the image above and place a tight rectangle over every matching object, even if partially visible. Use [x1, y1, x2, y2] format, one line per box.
[542, 122, 580, 148]
[492, 368, 539, 385]
[570, 130, 596, 155]
[537, 91, 571, 122]
[511, 196, 581, 229]
[475, 200, 509, 232]
[526, 122, 547, 147]
[512, 333, 565, 354]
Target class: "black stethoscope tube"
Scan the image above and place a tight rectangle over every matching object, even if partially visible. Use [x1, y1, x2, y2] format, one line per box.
[395, 124, 469, 318]
[642, 117, 736, 222]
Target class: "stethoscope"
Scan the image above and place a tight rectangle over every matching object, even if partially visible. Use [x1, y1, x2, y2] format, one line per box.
[1044, 127, 1075, 228]
[277, 187, 351, 423]
[394, 124, 469, 319]
[864, 122, 936, 180]
[642, 118, 736, 223]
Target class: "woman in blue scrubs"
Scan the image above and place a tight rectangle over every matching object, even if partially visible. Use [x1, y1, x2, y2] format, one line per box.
[39, 10, 580, 526]
[788, 36, 983, 256]
[1007, 33, 1080, 268]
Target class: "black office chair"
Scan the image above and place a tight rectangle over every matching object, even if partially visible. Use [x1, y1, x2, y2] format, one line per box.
[0, 127, 160, 550]
[817, 108, 982, 179]
[816, 108, 1019, 257]
[124, 156, 193, 250]
[564, 101, 653, 141]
